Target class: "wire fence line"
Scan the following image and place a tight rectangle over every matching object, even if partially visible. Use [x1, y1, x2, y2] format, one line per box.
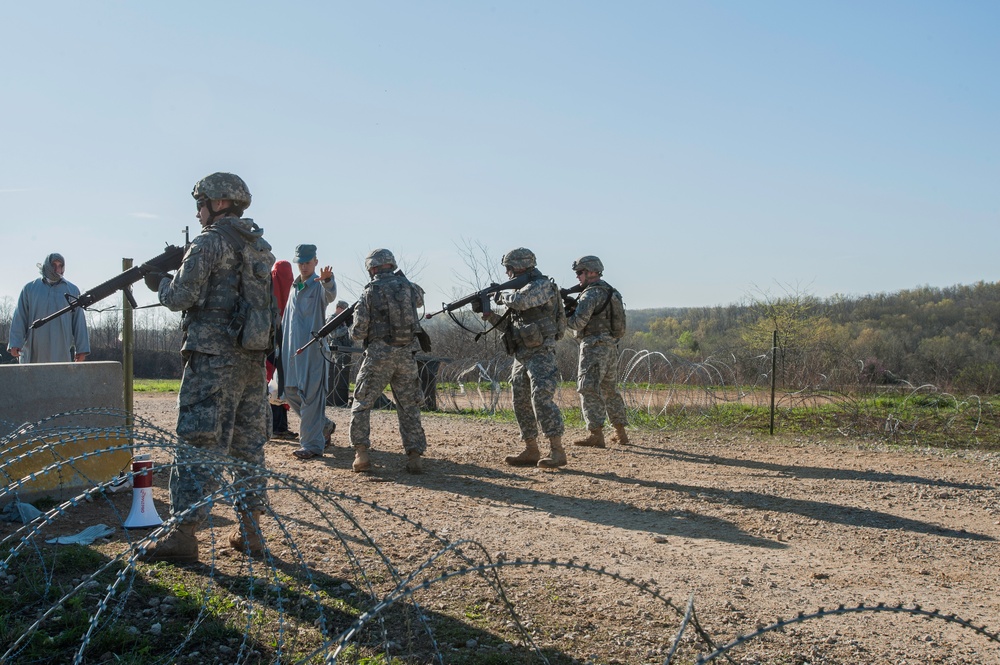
[1, 410, 997, 663]
[425, 346, 997, 447]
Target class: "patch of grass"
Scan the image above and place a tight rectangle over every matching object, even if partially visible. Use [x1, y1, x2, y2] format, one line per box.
[435, 386, 1000, 450]
[0, 544, 161, 662]
[133, 379, 180, 393]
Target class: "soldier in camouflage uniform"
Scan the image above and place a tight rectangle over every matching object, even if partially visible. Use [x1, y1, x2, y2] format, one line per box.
[566, 255, 629, 448]
[138, 172, 273, 563]
[477, 248, 567, 468]
[327, 300, 354, 407]
[348, 249, 428, 474]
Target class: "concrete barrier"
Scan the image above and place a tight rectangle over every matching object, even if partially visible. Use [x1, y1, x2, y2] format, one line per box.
[0, 361, 131, 500]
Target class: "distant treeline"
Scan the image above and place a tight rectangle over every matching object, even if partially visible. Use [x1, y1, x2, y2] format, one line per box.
[2, 281, 998, 393]
[624, 281, 1000, 394]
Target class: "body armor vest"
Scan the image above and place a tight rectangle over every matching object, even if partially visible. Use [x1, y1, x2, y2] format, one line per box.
[508, 270, 561, 347]
[364, 272, 420, 347]
[184, 255, 239, 325]
[580, 280, 614, 337]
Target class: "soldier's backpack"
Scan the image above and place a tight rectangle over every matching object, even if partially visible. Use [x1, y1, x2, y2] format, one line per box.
[593, 282, 627, 340]
[608, 287, 626, 340]
[366, 271, 426, 349]
[213, 223, 277, 352]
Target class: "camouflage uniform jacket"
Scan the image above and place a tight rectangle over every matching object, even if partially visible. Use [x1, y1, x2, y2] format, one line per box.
[159, 217, 271, 355]
[351, 270, 425, 348]
[487, 268, 560, 354]
[567, 279, 615, 341]
[329, 323, 353, 350]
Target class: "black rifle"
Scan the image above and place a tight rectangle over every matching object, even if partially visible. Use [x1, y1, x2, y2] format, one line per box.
[30, 244, 186, 330]
[295, 301, 357, 356]
[297, 270, 432, 355]
[560, 283, 584, 316]
[425, 271, 534, 320]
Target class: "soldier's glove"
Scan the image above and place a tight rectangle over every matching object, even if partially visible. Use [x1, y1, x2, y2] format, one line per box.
[493, 291, 505, 306]
[143, 272, 167, 293]
[564, 302, 577, 317]
[471, 298, 483, 314]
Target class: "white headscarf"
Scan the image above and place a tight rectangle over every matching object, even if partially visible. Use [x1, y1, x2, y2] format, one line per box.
[39, 253, 65, 284]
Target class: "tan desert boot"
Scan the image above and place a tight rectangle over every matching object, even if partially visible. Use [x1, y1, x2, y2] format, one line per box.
[137, 523, 198, 564]
[405, 450, 423, 474]
[353, 445, 372, 472]
[537, 435, 567, 469]
[611, 423, 630, 445]
[505, 438, 540, 466]
[229, 510, 265, 556]
[572, 428, 606, 448]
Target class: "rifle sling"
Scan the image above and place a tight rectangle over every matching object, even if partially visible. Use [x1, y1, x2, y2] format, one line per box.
[473, 308, 511, 342]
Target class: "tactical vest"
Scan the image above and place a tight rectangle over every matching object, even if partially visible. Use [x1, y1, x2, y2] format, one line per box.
[185, 220, 276, 352]
[579, 280, 626, 340]
[506, 270, 562, 352]
[363, 272, 421, 347]
[183, 241, 240, 326]
[580, 281, 615, 337]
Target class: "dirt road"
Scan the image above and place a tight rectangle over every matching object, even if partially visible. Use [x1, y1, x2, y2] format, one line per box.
[132, 393, 1000, 664]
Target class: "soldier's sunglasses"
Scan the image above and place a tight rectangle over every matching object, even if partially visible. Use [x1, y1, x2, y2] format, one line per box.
[195, 198, 210, 211]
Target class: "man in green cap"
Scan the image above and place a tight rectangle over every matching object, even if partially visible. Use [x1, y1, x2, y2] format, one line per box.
[281, 243, 338, 459]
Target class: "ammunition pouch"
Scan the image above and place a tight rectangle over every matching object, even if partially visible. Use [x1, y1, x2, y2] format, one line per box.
[517, 322, 544, 349]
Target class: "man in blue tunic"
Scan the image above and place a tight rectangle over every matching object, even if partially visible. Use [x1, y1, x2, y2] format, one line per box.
[8, 253, 90, 363]
[281, 244, 338, 460]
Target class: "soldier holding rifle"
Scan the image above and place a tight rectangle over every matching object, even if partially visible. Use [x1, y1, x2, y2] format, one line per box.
[566, 255, 629, 448]
[475, 248, 567, 469]
[137, 172, 275, 564]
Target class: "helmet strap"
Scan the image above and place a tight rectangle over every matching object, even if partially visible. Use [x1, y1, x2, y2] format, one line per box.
[207, 201, 241, 224]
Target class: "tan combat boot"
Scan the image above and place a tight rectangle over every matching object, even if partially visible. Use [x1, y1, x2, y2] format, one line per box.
[405, 450, 423, 474]
[572, 428, 606, 448]
[229, 510, 265, 556]
[537, 435, 567, 469]
[505, 438, 540, 467]
[611, 423, 630, 445]
[352, 445, 372, 472]
[137, 523, 198, 564]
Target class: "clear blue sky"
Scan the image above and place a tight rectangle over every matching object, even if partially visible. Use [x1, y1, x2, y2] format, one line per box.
[1, 1, 997, 313]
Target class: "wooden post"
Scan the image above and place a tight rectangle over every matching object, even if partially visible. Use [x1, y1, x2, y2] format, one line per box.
[769, 329, 777, 435]
[122, 258, 134, 435]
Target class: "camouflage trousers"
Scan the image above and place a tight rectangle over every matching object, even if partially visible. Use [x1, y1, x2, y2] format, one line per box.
[171, 349, 269, 525]
[350, 341, 427, 454]
[577, 336, 627, 431]
[510, 343, 565, 441]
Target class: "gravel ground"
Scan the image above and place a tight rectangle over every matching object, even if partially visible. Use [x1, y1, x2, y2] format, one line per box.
[129, 393, 1000, 664]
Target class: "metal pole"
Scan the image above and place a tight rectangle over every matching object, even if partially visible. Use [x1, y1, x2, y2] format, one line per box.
[122, 258, 134, 436]
[769, 329, 777, 435]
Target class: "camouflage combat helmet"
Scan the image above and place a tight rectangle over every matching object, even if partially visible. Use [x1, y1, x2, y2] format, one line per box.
[191, 172, 252, 209]
[365, 248, 397, 270]
[501, 247, 536, 271]
[572, 255, 604, 274]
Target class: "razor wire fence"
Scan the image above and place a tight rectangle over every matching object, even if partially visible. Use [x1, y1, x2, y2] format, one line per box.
[421, 346, 999, 448]
[1, 411, 998, 664]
